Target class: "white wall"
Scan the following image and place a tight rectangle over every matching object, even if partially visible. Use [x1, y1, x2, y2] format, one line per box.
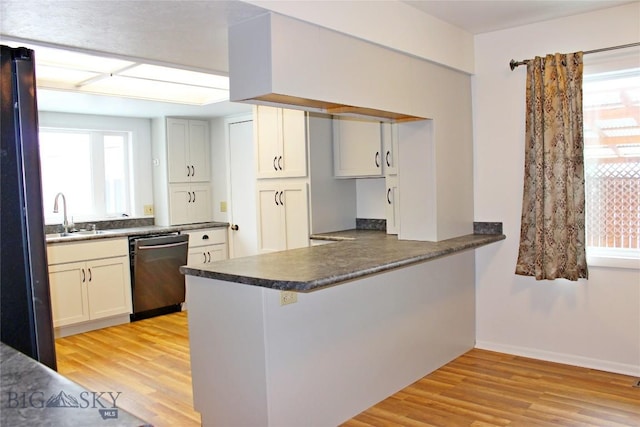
[356, 178, 385, 219]
[209, 117, 229, 223]
[245, 0, 474, 74]
[473, 3, 640, 375]
[38, 111, 153, 219]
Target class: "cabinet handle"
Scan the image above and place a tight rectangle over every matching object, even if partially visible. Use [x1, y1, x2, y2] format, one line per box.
[278, 156, 283, 170]
[273, 156, 278, 171]
[274, 191, 279, 206]
[188, 192, 192, 203]
[207, 251, 211, 263]
[81, 268, 85, 283]
[192, 191, 196, 203]
[187, 165, 191, 177]
[375, 152, 380, 168]
[387, 188, 392, 204]
[279, 191, 284, 206]
[230, 224, 239, 231]
[202, 253, 207, 263]
[386, 151, 391, 167]
[88, 268, 92, 282]
[202, 234, 209, 240]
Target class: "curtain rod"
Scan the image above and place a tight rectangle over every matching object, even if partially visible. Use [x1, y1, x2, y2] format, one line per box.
[509, 42, 640, 70]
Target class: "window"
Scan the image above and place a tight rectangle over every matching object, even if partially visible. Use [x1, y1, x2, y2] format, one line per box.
[583, 64, 640, 267]
[39, 128, 131, 223]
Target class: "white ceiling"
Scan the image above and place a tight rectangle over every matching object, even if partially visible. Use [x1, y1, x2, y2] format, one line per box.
[1, 0, 635, 118]
[403, 1, 636, 34]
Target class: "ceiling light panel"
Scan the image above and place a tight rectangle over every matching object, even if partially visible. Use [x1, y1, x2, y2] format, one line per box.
[36, 64, 100, 87]
[119, 64, 229, 89]
[13, 43, 135, 74]
[81, 75, 228, 105]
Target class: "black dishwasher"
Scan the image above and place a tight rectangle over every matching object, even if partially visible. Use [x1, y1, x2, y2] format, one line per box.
[129, 233, 189, 321]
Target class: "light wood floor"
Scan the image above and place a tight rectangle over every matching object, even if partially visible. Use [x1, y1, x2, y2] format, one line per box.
[56, 312, 640, 427]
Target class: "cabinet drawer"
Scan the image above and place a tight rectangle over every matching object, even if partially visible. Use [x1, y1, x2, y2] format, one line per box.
[186, 228, 227, 247]
[47, 238, 128, 265]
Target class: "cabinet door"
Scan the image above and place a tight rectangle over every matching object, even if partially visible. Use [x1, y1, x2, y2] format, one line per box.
[188, 120, 210, 182]
[167, 118, 190, 183]
[385, 175, 400, 235]
[48, 262, 89, 327]
[255, 106, 282, 178]
[169, 184, 191, 225]
[333, 117, 382, 177]
[382, 122, 398, 176]
[207, 244, 228, 262]
[189, 183, 213, 223]
[280, 108, 307, 178]
[86, 256, 132, 320]
[256, 184, 285, 253]
[188, 248, 208, 265]
[281, 184, 310, 250]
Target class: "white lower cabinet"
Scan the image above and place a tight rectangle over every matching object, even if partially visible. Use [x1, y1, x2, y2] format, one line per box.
[169, 182, 213, 225]
[47, 238, 132, 331]
[186, 228, 228, 265]
[256, 181, 309, 253]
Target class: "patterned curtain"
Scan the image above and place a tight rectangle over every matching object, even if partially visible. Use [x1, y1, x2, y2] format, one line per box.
[515, 52, 588, 281]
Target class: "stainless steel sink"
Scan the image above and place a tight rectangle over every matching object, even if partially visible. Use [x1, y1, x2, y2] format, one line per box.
[46, 230, 106, 239]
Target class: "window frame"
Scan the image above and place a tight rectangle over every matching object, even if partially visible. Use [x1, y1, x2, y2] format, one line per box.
[39, 126, 133, 224]
[583, 52, 640, 270]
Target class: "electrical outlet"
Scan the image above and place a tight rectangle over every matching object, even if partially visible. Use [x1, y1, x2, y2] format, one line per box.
[144, 204, 154, 215]
[220, 201, 227, 213]
[280, 291, 298, 306]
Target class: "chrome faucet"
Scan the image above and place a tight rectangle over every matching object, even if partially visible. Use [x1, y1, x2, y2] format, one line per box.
[53, 192, 69, 234]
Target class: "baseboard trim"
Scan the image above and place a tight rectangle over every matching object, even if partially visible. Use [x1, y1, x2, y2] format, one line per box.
[475, 341, 640, 377]
[54, 314, 130, 338]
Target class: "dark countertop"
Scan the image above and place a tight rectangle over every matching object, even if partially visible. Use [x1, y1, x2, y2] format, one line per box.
[180, 230, 505, 292]
[45, 222, 228, 244]
[0, 342, 151, 427]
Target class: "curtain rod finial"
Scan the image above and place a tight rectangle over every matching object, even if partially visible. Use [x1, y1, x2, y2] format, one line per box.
[510, 59, 518, 71]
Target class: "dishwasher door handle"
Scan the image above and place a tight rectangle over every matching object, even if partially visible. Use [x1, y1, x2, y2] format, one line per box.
[137, 241, 189, 250]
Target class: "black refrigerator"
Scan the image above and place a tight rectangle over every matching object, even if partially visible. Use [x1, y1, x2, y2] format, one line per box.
[1, 45, 57, 370]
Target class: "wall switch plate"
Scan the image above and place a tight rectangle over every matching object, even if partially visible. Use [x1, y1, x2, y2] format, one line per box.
[280, 291, 297, 306]
[220, 201, 227, 213]
[144, 205, 154, 215]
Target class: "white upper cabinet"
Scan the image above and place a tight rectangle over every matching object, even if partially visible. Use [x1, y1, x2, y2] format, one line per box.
[382, 122, 398, 176]
[333, 116, 383, 178]
[167, 118, 210, 183]
[169, 182, 212, 225]
[255, 106, 307, 178]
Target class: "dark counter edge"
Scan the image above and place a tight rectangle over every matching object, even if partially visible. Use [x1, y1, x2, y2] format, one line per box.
[45, 221, 229, 243]
[1, 342, 152, 427]
[181, 233, 506, 293]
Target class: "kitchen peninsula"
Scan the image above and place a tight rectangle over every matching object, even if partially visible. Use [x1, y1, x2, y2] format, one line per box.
[181, 228, 504, 426]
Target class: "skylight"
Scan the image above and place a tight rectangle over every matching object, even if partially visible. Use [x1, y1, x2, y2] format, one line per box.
[4, 41, 229, 105]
